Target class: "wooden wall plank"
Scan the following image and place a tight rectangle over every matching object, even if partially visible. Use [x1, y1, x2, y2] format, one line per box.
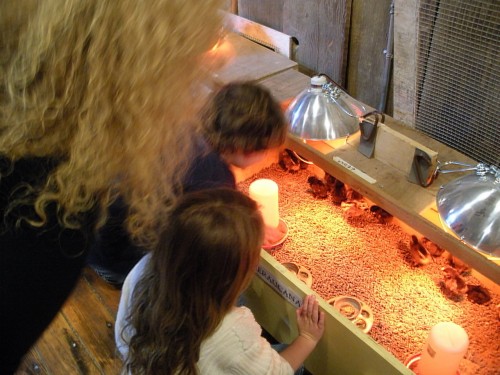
[282, 0, 320, 75]
[347, 0, 392, 109]
[393, 0, 419, 125]
[317, 0, 351, 83]
[238, 0, 351, 85]
[239, 0, 399, 115]
[237, 0, 284, 31]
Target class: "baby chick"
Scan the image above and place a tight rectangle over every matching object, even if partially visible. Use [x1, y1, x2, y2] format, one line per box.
[324, 173, 337, 190]
[420, 237, 445, 257]
[369, 205, 393, 224]
[278, 149, 301, 173]
[466, 284, 491, 305]
[307, 176, 329, 199]
[345, 185, 363, 201]
[408, 235, 432, 266]
[445, 252, 471, 275]
[330, 179, 347, 206]
[441, 266, 468, 299]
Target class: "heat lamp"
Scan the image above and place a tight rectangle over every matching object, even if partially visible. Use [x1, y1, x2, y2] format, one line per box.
[436, 162, 500, 257]
[286, 75, 368, 140]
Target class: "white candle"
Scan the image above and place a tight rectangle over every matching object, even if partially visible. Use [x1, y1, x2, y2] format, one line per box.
[419, 322, 469, 375]
[249, 179, 280, 228]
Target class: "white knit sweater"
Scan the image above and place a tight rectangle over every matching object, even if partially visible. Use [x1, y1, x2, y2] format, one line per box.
[115, 254, 294, 375]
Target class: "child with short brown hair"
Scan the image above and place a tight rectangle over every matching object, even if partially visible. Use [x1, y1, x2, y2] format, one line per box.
[184, 80, 288, 191]
[90, 81, 288, 286]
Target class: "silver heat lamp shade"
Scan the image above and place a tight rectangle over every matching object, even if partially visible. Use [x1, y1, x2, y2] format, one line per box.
[286, 75, 366, 140]
[436, 163, 500, 257]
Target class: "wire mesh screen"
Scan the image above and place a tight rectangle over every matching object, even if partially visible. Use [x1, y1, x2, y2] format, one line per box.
[416, 0, 499, 166]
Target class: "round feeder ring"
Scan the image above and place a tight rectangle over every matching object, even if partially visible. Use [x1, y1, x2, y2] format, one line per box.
[281, 262, 313, 288]
[327, 295, 374, 334]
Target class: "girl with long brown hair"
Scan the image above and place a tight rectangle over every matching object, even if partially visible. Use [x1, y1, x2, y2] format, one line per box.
[115, 188, 325, 374]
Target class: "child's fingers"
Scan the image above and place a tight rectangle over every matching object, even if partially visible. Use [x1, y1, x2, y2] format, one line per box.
[297, 295, 325, 343]
[299, 295, 320, 320]
[307, 295, 315, 316]
[319, 311, 325, 328]
[311, 297, 319, 320]
[299, 295, 309, 316]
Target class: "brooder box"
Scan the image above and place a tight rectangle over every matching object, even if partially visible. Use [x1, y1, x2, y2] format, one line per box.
[236, 108, 498, 375]
[244, 250, 413, 375]
[213, 34, 498, 373]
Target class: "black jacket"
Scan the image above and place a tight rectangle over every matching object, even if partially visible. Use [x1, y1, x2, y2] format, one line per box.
[0, 157, 97, 374]
[87, 140, 236, 287]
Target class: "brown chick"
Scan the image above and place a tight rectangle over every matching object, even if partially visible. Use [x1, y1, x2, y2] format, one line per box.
[324, 173, 349, 205]
[295, 153, 311, 170]
[345, 185, 363, 201]
[445, 252, 471, 275]
[441, 266, 468, 299]
[324, 173, 337, 190]
[370, 205, 393, 224]
[420, 237, 445, 257]
[307, 176, 329, 199]
[408, 235, 432, 266]
[331, 179, 347, 206]
[466, 284, 491, 305]
[278, 149, 301, 173]
[324, 173, 340, 194]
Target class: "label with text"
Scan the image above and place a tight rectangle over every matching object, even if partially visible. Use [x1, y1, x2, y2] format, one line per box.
[332, 156, 377, 184]
[257, 265, 303, 308]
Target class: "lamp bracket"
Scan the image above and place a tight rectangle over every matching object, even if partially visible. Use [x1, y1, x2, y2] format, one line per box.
[436, 161, 500, 182]
[322, 83, 358, 118]
[357, 111, 385, 159]
[409, 149, 436, 187]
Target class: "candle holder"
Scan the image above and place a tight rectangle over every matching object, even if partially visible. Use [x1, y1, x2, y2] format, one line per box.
[262, 218, 289, 250]
[249, 178, 280, 227]
[404, 354, 460, 375]
[249, 178, 289, 250]
[405, 322, 468, 375]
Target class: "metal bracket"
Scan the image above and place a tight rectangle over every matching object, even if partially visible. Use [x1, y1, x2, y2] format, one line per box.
[409, 148, 436, 187]
[358, 111, 384, 158]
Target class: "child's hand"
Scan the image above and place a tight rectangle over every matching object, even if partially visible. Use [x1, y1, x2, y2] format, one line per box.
[296, 295, 325, 344]
[280, 295, 325, 370]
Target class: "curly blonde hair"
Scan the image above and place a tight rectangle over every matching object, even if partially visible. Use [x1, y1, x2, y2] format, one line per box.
[0, 0, 224, 249]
